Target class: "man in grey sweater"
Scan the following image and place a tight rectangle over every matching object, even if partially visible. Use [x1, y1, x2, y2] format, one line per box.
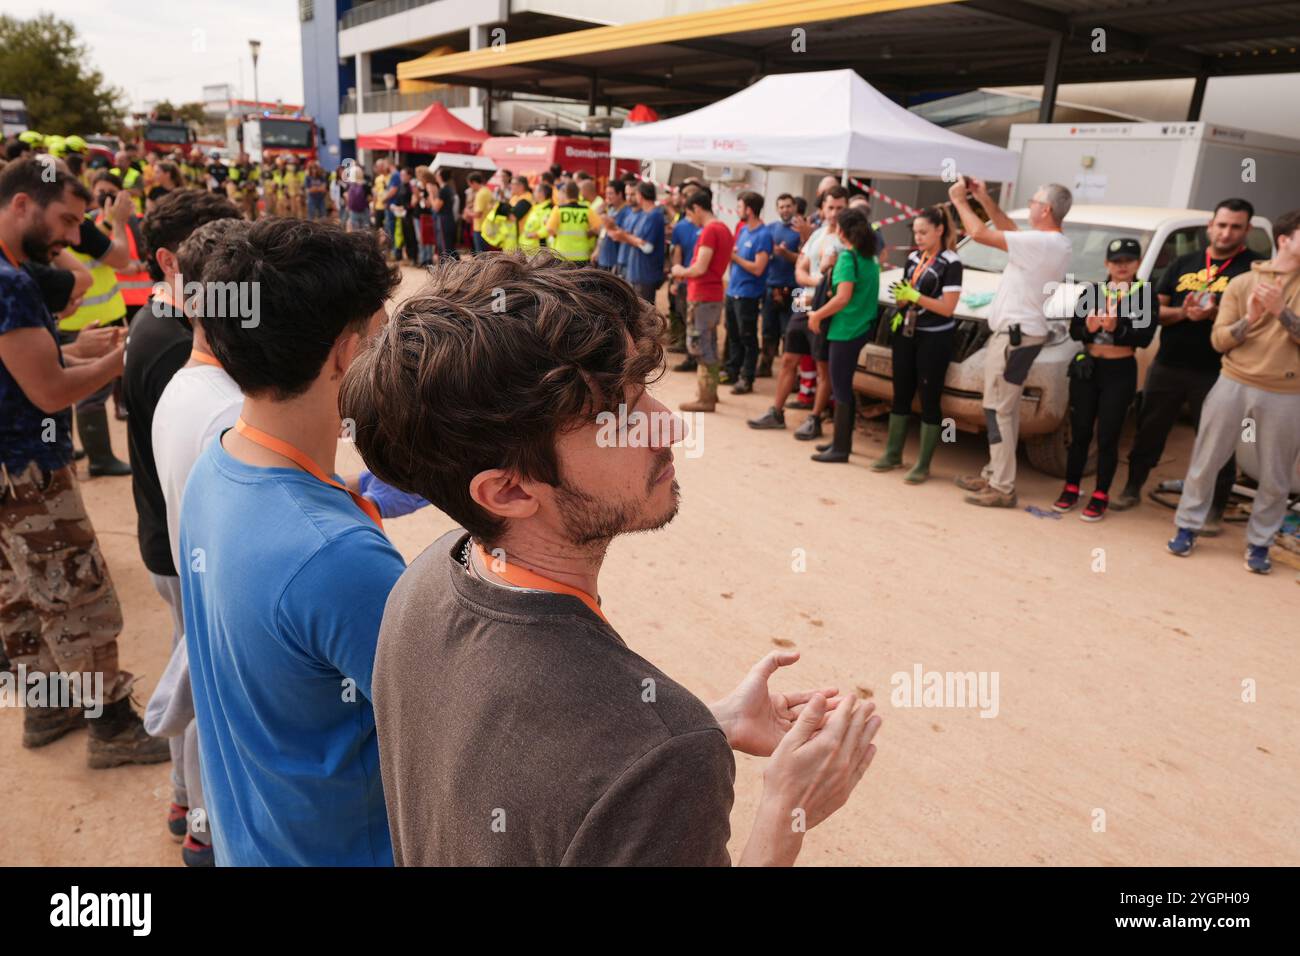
[343, 253, 882, 866]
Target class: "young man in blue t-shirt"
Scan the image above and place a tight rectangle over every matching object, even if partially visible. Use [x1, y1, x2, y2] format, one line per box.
[179, 218, 405, 865]
[760, 193, 803, 378]
[607, 181, 666, 305]
[723, 191, 773, 394]
[669, 197, 701, 371]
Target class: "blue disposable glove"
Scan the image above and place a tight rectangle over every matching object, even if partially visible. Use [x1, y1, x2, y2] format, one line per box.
[358, 469, 429, 519]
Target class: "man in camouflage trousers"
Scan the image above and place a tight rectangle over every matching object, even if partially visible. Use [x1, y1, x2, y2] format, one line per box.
[0, 156, 168, 766]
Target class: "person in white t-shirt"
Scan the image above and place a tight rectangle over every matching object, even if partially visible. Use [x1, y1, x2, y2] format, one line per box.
[949, 178, 1073, 507]
[143, 217, 250, 867]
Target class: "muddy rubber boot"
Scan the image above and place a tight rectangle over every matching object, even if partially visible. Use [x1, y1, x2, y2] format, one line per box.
[870, 413, 909, 472]
[78, 407, 131, 477]
[756, 341, 777, 378]
[904, 422, 942, 484]
[1111, 467, 1147, 511]
[680, 364, 718, 413]
[87, 698, 171, 769]
[812, 399, 855, 463]
[22, 705, 88, 749]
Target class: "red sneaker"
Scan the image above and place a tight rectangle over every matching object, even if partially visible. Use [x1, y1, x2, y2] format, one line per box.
[167, 803, 188, 843]
[1052, 483, 1080, 513]
[1081, 491, 1109, 522]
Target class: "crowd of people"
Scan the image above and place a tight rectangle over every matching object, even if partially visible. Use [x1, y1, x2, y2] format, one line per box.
[1, 132, 1296, 867]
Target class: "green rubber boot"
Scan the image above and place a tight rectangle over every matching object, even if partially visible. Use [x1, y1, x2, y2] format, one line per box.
[870, 413, 908, 472]
[904, 422, 942, 484]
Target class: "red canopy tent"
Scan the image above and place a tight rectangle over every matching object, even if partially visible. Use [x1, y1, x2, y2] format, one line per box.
[478, 135, 639, 179]
[355, 102, 487, 154]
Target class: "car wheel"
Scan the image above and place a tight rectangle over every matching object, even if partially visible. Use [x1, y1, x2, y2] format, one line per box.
[1024, 420, 1097, 478]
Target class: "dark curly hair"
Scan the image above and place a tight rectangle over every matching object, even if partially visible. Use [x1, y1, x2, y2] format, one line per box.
[142, 188, 242, 281]
[341, 250, 665, 545]
[201, 217, 399, 400]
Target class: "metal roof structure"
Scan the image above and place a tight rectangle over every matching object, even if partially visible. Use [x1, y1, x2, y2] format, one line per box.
[396, 0, 1300, 120]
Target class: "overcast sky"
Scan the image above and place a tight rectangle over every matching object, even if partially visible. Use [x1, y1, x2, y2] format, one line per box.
[10, 0, 304, 111]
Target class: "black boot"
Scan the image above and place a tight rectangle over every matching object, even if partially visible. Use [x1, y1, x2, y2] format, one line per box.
[87, 697, 171, 769]
[1111, 466, 1147, 511]
[22, 705, 88, 748]
[812, 399, 855, 463]
[672, 356, 698, 373]
[78, 407, 131, 477]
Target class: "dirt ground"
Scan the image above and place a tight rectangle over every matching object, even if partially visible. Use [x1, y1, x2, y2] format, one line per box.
[3, 265, 1296, 867]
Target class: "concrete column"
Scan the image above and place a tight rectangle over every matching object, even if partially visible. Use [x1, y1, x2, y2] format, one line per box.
[469, 25, 488, 130]
[356, 52, 372, 168]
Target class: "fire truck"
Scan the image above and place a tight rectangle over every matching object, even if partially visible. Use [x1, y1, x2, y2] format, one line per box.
[237, 111, 319, 164]
[141, 118, 196, 155]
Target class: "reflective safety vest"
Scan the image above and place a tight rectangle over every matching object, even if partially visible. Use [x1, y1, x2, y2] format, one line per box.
[481, 204, 517, 252]
[518, 201, 552, 255]
[550, 203, 591, 262]
[116, 166, 144, 215]
[62, 216, 126, 331]
[102, 211, 152, 307]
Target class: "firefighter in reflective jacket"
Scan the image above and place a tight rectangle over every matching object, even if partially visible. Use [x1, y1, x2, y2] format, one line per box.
[543, 182, 601, 264]
[227, 154, 260, 220]
[518, 183, 554, 256]
[480, 199, 518, 253]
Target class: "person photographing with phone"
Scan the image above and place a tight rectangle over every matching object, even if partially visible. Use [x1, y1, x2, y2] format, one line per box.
[950, 176, 1072, 507]
[1052, 238, 1156, 521]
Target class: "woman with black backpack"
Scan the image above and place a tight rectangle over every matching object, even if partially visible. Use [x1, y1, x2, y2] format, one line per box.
[805, 208, 881, 463]
[1053, 237, 1156, 520]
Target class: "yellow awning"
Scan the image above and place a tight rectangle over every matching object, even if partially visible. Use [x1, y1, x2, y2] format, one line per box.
[398, 0, 961, 82]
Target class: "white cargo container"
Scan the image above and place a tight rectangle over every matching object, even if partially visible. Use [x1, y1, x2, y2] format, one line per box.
[1006, 122, 1300, 217]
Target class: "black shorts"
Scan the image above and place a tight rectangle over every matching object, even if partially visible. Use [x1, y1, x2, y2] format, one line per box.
[784, 314, 830, 362]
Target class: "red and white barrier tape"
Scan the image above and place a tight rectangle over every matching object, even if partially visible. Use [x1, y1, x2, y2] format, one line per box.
[850, 177, 924, 227]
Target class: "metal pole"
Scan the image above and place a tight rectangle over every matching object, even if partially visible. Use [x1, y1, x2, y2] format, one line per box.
[1037, 33, 1064, 124]
[1187, 74, 1208, 121]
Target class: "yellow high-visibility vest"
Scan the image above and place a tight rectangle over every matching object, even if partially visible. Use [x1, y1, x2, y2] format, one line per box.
[481, 205, 517, 252]
[518, 201, 552, 255]
[63, 218, 125, 331]
[550, 203, 591, 262]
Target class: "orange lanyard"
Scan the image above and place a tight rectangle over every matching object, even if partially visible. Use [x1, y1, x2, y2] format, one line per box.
[189, 349, 221, 368]
[233, 417, 384, 531]
[1203, 246, 1242, 290]
[0, 236, 19, 268]
[906, 249, 938, 290]
[473, 542, 607, 624]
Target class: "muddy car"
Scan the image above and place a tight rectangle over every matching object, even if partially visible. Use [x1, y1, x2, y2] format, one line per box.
[854, 205, 1275, 477]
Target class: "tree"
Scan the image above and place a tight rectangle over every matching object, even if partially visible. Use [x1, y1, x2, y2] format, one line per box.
[0, 13, 127, 133]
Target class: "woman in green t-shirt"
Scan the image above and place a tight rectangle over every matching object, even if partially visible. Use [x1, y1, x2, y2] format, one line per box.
[806, 208, 880, 463]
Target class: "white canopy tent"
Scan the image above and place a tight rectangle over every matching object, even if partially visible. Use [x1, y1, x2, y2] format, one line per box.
[611, 69, 1019, 182]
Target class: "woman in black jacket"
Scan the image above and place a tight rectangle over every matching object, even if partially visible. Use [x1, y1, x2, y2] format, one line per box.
[1053, 237, 1157, 521]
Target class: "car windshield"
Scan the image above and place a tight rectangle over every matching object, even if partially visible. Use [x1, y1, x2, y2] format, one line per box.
[146, 124, 190, 144]
[959, 219, 1153, 281]
[261, 119, 312, 148]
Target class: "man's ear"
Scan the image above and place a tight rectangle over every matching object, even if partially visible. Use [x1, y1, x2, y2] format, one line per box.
[155, 247, 178, 281]
[469, 469, 540, 523]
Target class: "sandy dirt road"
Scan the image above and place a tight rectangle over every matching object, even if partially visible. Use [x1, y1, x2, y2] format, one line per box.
[3, 265, 1296, 867]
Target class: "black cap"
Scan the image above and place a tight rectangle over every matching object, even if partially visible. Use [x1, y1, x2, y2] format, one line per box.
[1105, 237, 1142, 261]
